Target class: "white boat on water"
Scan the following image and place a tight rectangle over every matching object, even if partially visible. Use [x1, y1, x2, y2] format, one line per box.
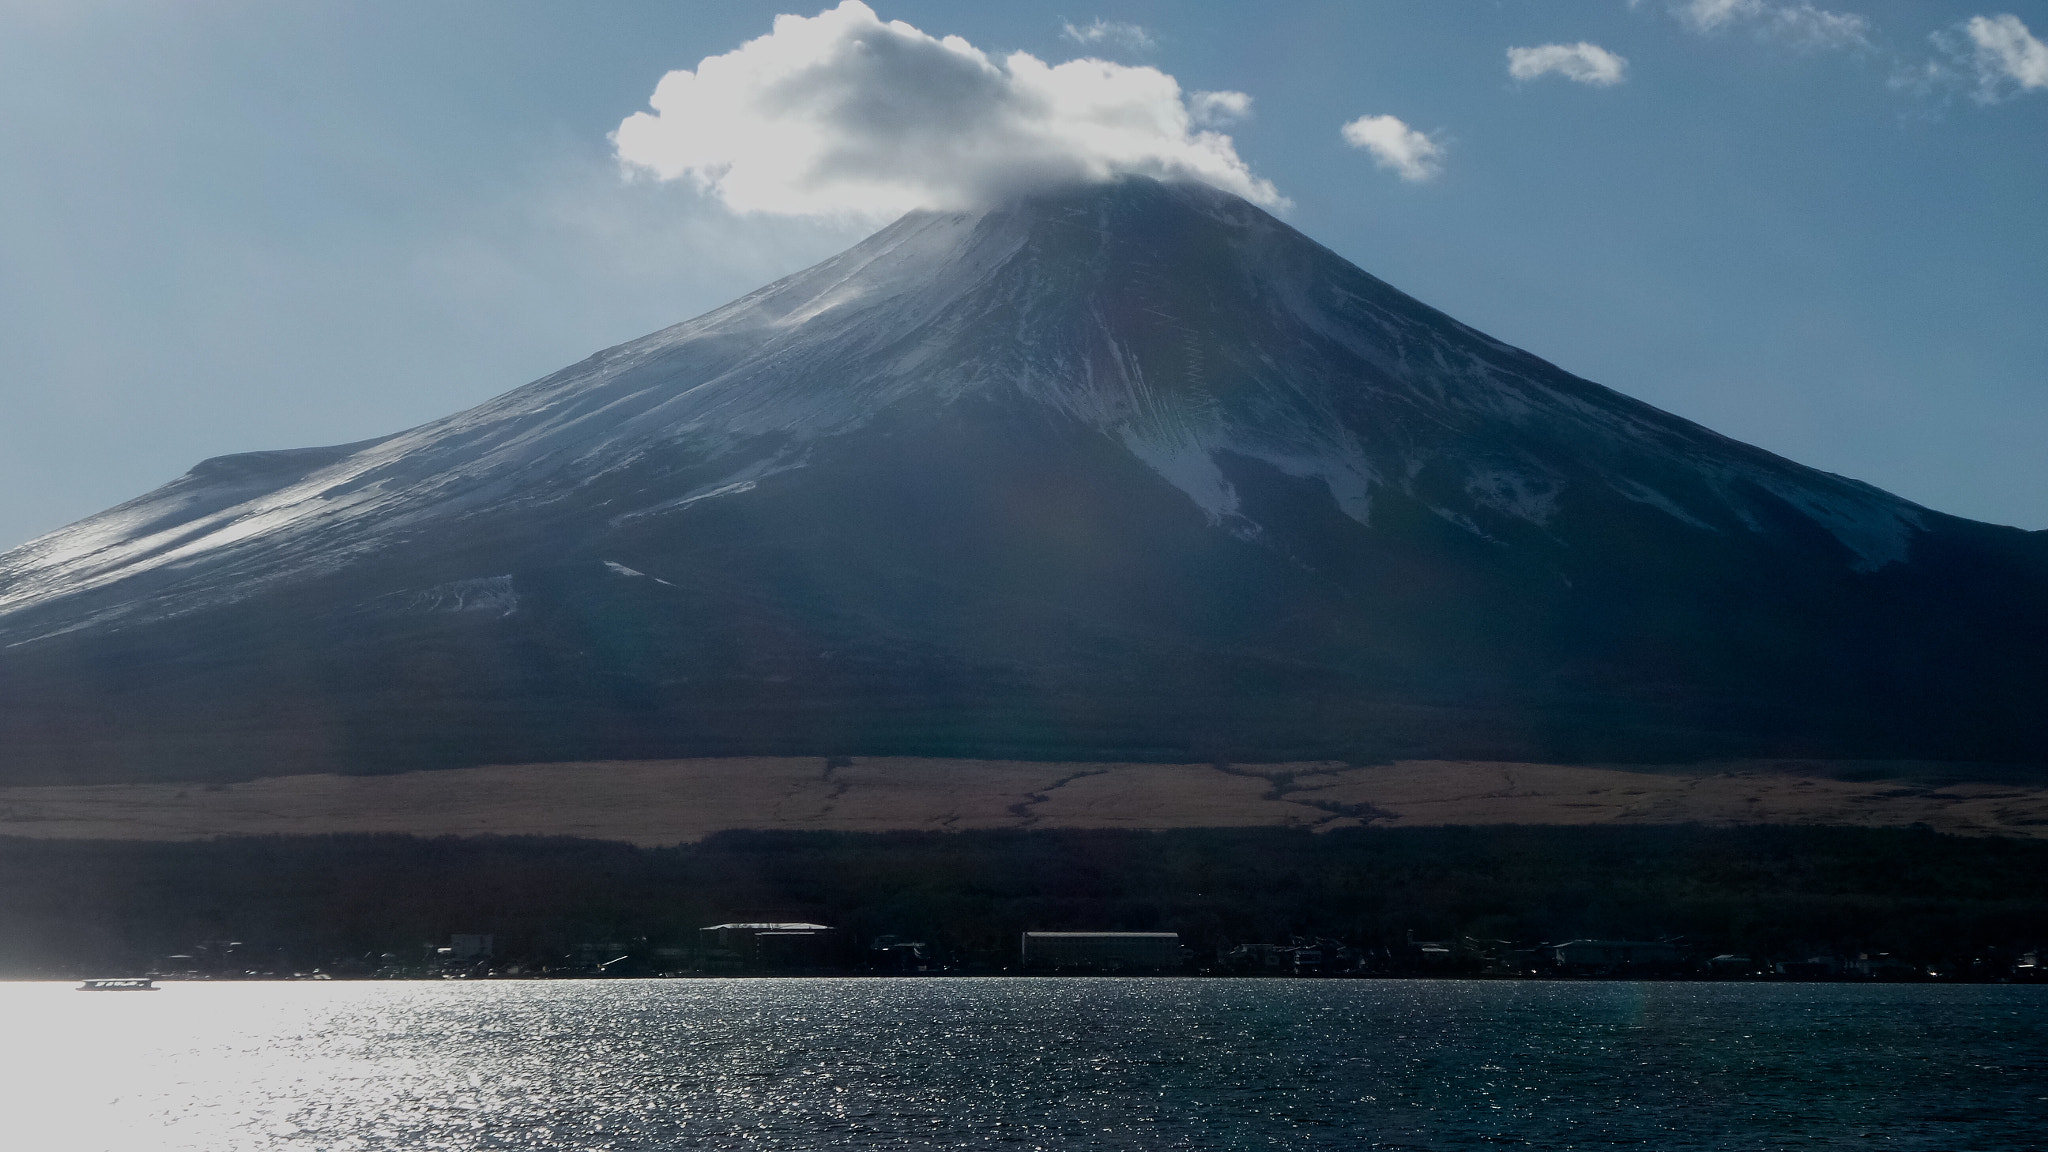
[76, 978, 157, 991]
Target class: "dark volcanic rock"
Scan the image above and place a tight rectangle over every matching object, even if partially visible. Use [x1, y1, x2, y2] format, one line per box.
[2, 179, 2044, 781]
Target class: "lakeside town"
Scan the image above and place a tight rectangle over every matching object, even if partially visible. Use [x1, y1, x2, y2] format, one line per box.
[113, 924, 2048, 985]
[10, 822, 2045, 986]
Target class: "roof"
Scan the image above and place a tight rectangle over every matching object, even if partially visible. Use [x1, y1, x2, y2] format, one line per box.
[1022, 932, 1179, 939]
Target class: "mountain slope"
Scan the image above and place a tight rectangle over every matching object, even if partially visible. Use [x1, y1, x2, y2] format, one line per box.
[2, 178, 2043, 782]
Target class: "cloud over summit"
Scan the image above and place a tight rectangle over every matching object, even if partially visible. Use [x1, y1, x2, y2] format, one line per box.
[613, 2, 1278, 219]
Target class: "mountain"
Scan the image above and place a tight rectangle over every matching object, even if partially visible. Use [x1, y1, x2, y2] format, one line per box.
[2, 178, 2043, 783]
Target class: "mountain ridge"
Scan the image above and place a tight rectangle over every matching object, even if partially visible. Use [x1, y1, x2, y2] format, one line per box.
[0, 181, 1943, 636]
[1, 178, 2042, 781]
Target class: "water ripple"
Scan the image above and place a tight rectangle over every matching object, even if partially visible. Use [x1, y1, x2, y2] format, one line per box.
[2, 979, 2043, 1150]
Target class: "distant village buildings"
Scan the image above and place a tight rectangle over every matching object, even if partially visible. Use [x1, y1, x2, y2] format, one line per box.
[697, 922, 839, 970]
[1550, 939, 1686, 971]
[128, 922, 2045, 982]
[1020, 931, 1181, 971]
[446, 934, 493, 961]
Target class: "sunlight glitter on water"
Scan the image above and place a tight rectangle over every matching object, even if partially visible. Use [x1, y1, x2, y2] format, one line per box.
[2, 978, 2044, 1150]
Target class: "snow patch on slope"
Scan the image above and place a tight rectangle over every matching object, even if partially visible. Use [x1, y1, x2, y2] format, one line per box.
[611, 447, 808, 525]
[1256, 448, 1377, 527]
[1608, 477, 1718, 532]
[1463, 467, 1560, 526]
[1121, 429, 1242, 525]
[403, 576, 518, 616]
[604, 561, 674, 586]
[1750, 475, 1925, 571]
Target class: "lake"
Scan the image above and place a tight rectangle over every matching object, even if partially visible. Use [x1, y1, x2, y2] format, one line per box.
[2, 978, 2042, 1149]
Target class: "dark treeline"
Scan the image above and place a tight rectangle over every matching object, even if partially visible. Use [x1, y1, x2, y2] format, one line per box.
[3, 824, 2045, 977]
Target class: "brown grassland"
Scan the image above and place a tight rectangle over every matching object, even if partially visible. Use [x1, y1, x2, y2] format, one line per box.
[0, 757, 2043, 846]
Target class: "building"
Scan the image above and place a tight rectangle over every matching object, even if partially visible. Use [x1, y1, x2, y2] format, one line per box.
[1221, 939, 1358, 976]
[1843, 953, 1918, 979]
[1551, 939, 1687, 970]
[1020, 932, 1180, 971]
[698, 923, 838, 969]
[868, 935, 930, 972]
[447, 934, 494, 960]
[1401, 936, 1457, 970]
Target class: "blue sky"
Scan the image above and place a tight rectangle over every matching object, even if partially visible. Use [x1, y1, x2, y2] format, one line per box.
[1, 0, 2043, 549]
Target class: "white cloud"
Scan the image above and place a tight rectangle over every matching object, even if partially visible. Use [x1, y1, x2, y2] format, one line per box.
[613, 2, 1279, 219]
[1189, 89, 1253, 125]
[1909, 13, 2048, 103]
[1963, 13, 2048, 98]
[1681, 0, 1765, 30]
[1675, 0, 1871, 50]
[1340, 114, 1443, 182]
[1507, 42, 1630, 86]
[1770, 5, 1873, 49]
[1060, 17, 1154, 52]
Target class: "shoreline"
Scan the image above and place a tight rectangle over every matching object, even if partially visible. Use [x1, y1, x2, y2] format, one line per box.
[7, 824, 2042, 985]
[28, 972, 2048, 985]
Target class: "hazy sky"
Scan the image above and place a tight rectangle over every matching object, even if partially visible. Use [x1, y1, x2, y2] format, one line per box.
[1, 0, 2043, 550]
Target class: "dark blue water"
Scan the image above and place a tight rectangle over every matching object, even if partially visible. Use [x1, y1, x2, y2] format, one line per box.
[5, 978, 2043, 1149]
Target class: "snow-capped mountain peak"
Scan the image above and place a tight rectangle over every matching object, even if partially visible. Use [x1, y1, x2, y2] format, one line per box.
[1, 177, 2037, 780]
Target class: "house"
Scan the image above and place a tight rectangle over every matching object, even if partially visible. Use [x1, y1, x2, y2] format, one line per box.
[869, 935, 930, 972]
[447, 934, 493, 960]
[1020, 932, 1180, 971]
[1551, 939, 1687, 970]
[698, 922, 838, 969]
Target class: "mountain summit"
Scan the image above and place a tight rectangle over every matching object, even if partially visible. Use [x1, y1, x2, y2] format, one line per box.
[3, 179, 2043, 781]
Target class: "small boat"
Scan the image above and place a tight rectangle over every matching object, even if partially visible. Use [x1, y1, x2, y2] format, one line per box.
[77, 978, 157, 991]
